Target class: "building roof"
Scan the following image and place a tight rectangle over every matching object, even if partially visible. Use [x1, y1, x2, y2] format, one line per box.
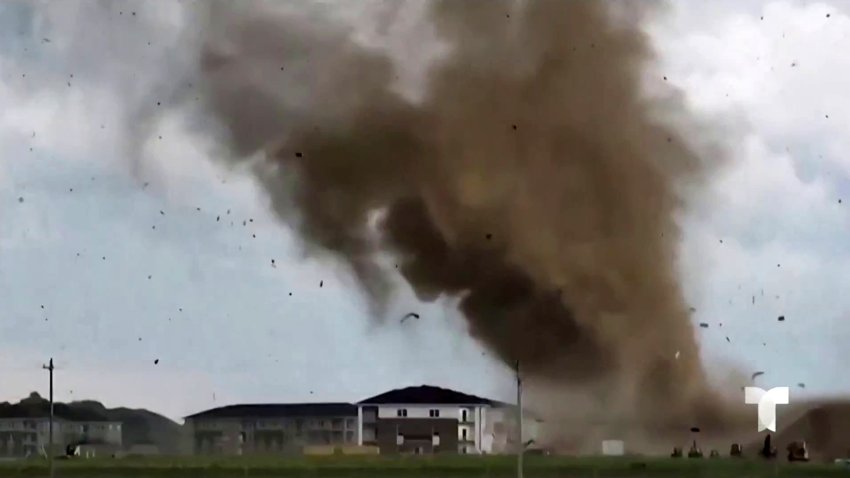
[184, 403, 357, 420]
[358, 385, 497, 405]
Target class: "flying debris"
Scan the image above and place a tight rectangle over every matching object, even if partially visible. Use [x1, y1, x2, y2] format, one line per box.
[798, 383, 805, 388]
[751, 371, 765, 381]
[154, 359, 159, 365]
[401, 313, 420, 323]
[699, 322, 709, 328]
[778, 316, 786, 322]
[319, 280, 323, 288]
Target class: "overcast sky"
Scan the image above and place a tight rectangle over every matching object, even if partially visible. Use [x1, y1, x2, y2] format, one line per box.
[2, 0, 850, 422]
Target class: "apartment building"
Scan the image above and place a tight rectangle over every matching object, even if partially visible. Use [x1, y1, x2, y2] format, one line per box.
[184, 403, 358, 455]
[184, 385, 540, 456]
[356, 385, 536, 455]
[0, 417, 122, 457]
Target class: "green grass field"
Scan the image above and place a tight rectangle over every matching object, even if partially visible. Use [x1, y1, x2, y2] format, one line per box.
[0, 455, 848, 478]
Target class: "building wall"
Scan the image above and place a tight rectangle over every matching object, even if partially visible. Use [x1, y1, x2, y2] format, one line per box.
[375, 418, 459, 455]
[0, 419, 38, 457]
[376, 405, 475, 420]
[78, 421, 122, 446]
[367, 405, 489, 454]
[187, 415, 358, 456]
[0, 418, 123, 457]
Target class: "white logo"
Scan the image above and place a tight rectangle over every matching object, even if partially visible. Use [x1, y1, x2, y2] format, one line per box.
[744, 387, 790, 432]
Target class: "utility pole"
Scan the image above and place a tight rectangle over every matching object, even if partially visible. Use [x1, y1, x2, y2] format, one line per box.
[42, 358, 54, 478]
[516, 360, 523, 478]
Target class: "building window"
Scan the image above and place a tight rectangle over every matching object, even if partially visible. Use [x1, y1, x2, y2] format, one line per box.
[396, 409, 408, 417]
[461, 428, 468, 441]
[429, 409, 440, 418]
[461, 409, 468, 422]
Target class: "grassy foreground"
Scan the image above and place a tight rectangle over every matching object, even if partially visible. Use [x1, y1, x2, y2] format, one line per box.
[0, 455, 847, 477]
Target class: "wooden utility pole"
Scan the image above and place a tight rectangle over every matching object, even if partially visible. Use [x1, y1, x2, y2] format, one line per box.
[516, 360, 523, 478]
[42, 358, 54, 478]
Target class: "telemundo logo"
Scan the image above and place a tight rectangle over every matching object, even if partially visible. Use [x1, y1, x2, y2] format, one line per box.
[744, 386, 790, 432]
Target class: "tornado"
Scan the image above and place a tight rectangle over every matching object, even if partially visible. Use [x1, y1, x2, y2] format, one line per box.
[195, 0, 739, 433]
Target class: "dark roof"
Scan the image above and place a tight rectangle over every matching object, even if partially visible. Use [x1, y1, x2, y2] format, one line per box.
[184, 403, 357, 420]
[358, 385, 496, 405]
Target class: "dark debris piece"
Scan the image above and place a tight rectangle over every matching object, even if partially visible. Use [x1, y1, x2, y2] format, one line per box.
[699, 322, 709, 328]
[401, 312, 420, 323]
[726, 336, 731, 342]
[777, 315, 785, 322]
[320, 280, 323, 288]
[154, 359, 159, 365]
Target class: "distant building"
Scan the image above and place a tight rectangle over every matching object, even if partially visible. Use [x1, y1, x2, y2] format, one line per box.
[356, 385, 538, 455]
[0, 417, 122, 457]
[184, 403, 358, 455]
[183, 385, 540, 457]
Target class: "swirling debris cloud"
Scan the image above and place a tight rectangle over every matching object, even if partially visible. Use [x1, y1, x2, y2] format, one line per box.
[197, 0, 733, 430]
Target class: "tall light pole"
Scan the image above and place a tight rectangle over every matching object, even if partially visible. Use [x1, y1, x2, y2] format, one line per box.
[516, 360, 523, 478]
[42, 358, 54, 478]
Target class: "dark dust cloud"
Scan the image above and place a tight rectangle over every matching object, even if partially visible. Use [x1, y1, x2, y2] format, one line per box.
[195, 0, 738, 431]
